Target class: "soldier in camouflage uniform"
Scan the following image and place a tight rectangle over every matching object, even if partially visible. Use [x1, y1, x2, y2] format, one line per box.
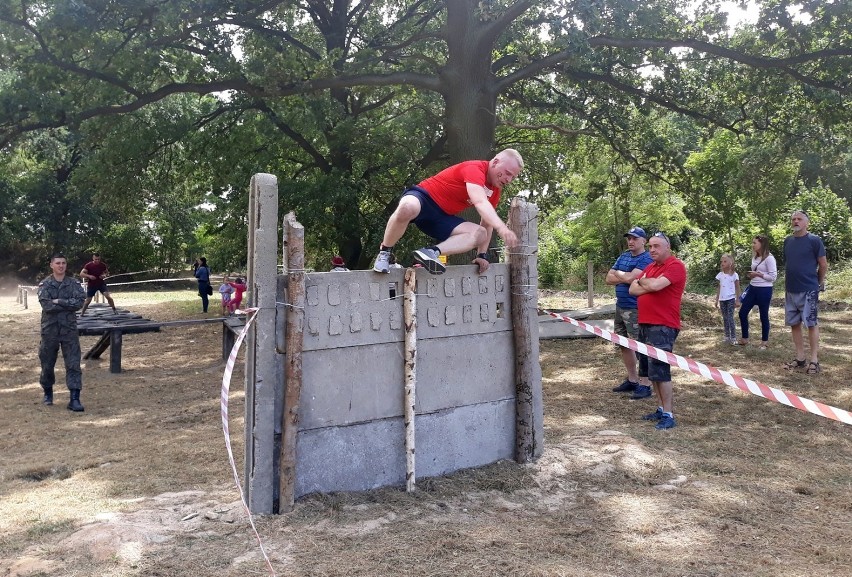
[38, 253, 86, 411]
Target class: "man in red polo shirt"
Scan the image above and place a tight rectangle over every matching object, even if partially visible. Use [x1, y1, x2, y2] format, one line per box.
[629, 232, 687, 430]
[372, 149, 523, 275]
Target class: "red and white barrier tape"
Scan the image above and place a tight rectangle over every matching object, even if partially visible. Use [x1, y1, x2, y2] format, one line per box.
[221, 307, 278, 576]
[539, 308, 852, 426]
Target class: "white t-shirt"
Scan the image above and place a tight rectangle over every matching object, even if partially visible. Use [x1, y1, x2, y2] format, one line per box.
[715, 271, 739, 301]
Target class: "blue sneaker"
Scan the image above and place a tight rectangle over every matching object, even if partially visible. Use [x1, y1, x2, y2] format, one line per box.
[655, 415, 677, 430]
[612, 379, 638, 393]
[642, 408, 664, 421]
[630, 385, 652, 399]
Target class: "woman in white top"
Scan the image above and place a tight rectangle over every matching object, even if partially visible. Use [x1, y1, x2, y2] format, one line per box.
[737, 235, 778, 349]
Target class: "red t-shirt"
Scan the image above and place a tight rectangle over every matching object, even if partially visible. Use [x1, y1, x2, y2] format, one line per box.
[637, 256, 687, 329]
[417, 160, 501, 215]
[83, 261, 108, 288]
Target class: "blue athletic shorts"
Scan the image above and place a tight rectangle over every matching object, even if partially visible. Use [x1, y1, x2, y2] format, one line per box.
[402, 186, 466, 243]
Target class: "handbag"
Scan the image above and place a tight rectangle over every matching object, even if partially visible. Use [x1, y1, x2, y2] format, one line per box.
[207, 284, 213, 296]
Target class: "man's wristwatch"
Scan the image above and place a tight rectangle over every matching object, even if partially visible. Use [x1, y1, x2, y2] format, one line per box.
[476, 252, 489, 262]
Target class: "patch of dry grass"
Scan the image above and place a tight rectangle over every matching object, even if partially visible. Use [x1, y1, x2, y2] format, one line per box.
[1, 288, 851, 577]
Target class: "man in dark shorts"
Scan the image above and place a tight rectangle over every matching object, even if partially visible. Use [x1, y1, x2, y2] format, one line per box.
[80, 252, 117, 315]
[783, 210, 828, 374]
[372, 149, 523, 275]
[629, 232, 687, 430]
[605, 227, 653, 398]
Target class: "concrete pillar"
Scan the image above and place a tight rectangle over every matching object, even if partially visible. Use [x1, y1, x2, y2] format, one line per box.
[244, 173, 282, 514]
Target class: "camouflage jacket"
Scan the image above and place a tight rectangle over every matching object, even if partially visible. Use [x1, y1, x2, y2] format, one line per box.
[38, 275, 85, 331]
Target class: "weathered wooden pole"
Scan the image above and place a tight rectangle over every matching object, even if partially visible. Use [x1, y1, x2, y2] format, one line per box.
[403, 267, 418, 491]
[109, 330, 122, 374]
[587, 261, 595, 307]
[279, 212, 305, 512]
[508, 197, 544, 463]
[22, 288, 28, 309]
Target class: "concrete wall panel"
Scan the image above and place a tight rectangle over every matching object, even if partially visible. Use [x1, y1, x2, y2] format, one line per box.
[295, 399, 515, 497]
[302, 265, 512, 351]
[300, 332, 515, 429]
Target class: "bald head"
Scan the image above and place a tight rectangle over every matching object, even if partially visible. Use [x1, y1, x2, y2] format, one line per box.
[648, 233, 672, 263]
[487, 149, 523, 188]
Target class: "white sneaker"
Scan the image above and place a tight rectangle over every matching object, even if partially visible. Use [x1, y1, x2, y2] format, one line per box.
[373, 250, 391, 273]
[412, 247, 446, 274]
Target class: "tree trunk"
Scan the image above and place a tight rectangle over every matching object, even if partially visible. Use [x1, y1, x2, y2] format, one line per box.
[443, 1, 500, 162]
[442, 2, 503, 263]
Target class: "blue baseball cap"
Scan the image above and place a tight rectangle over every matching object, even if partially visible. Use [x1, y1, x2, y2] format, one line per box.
[623, 226, 646, 239]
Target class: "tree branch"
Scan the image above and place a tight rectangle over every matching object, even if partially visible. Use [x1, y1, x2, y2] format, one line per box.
[497, 119, 597, 138]
[590, 36, 851, 94]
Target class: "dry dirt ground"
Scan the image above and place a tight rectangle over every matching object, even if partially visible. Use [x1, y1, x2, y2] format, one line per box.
[1, 288, 851, 577]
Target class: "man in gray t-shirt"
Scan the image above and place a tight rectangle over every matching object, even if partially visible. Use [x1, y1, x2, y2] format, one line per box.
[782, 210, 828, 374]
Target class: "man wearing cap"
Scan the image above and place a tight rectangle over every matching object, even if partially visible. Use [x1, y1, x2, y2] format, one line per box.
[605, 227, 653, 398]
[330, 255, 350, 272]
[783, 210, 828, 374]
[629, 232, 687, 430]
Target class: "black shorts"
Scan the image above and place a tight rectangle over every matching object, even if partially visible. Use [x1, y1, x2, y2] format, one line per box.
[86, 285, 109, 298]
[403, 186, 466, 243]
[637, 324, 679, 383]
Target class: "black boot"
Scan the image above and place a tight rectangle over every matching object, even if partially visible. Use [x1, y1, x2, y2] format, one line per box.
[42, 387, 53, 406]
[67, 389, 84, 412]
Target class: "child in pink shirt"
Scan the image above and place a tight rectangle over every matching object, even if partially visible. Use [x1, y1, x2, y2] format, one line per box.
[228, 277, 247, 314]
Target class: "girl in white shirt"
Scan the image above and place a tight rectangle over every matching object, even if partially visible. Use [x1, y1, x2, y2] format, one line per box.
[737, 235, 778, 349]
[715, 254, 741, 345]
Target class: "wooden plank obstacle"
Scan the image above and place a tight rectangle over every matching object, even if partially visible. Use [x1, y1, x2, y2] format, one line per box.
[78, 304, 230, 373]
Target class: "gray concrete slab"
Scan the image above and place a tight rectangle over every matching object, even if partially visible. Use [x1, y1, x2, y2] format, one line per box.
[295, 399, 515, 497]
[301, 265, 513, 351]
[538, 317, 614, 339]
[300, 331, 515, 429]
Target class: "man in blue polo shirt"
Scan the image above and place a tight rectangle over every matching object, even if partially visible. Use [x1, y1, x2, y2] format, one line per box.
[783, 210, 828, 374]
[605, 226, 654, 398]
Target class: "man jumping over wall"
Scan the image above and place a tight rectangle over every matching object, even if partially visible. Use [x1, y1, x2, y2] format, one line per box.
[372, 149, 523, 275]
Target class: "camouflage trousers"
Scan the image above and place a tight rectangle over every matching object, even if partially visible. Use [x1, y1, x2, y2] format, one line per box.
[39, 329, 82, 391]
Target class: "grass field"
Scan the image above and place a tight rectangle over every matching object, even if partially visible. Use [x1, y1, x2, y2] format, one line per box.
[0, 278, 850, 577]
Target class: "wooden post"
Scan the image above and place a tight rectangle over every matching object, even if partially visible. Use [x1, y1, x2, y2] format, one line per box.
[587, 261, 595, 307]
[279, 212, 305, 512]
[508, 197, 544, 462]
[109, 330, 123, 373]
[403, 267, 417, 491]
[22, 289, 28, 309]
[16, 286, 21, 304]
[222, 321, 236, 361]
